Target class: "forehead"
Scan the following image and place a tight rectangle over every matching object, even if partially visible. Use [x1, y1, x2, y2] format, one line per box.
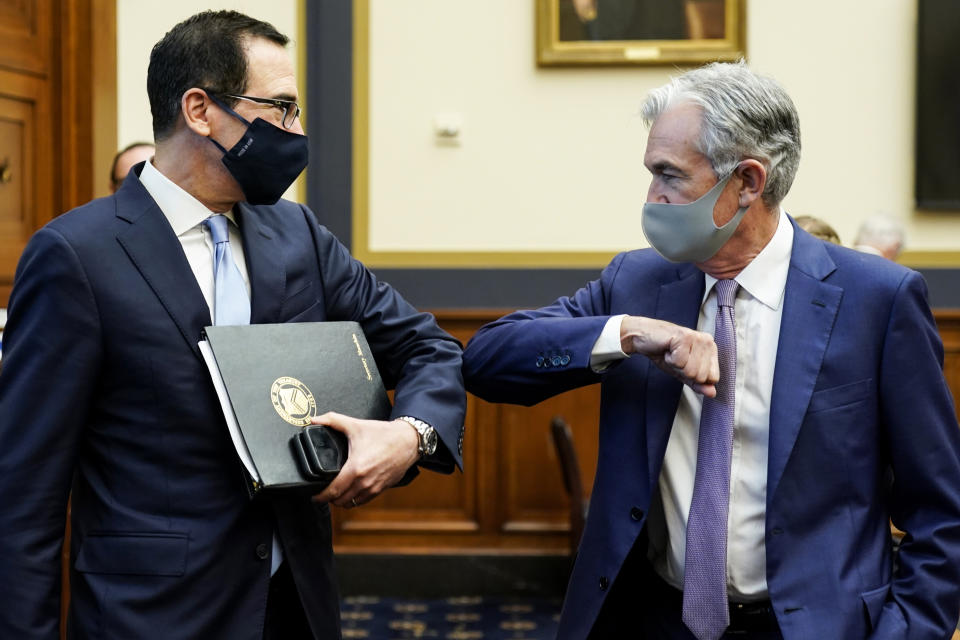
[644, 101, 706, 167]
[243, 36, 297, 99]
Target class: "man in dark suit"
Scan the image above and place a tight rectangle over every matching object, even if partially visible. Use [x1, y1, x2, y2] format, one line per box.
[463, 62, 960, 639]
[0, 11, 465, 639]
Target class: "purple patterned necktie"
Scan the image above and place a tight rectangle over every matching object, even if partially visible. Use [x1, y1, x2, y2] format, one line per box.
[682, 279, 739, 640]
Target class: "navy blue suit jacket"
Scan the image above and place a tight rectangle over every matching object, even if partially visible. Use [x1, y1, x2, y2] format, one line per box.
[463, 219, 960, 639]
[0, 168, 466, 639]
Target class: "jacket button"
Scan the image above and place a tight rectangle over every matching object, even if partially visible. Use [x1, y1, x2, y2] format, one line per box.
[255, 543, 270, 560]
[630, 507, 644, 521]
[770, 527, 783, 536]
[599, 576, 609, 591]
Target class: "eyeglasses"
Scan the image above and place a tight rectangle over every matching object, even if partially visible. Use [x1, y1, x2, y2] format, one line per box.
[218, 92, 301, 129]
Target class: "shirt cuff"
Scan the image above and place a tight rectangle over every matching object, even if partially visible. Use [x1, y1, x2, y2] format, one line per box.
[590, 314, 629, 372]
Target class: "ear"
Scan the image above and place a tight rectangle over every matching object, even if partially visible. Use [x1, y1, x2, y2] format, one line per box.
[181, 88, 214, 137]
[735, 159, 767, 208]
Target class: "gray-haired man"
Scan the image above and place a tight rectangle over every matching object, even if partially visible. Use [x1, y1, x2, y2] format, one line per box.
[463, 61, 960, 639]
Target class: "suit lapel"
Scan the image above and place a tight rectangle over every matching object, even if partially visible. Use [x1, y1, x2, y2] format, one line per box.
[235, 204, 285, 325]
[645, 265, 705, 486]
[767, 224, 842, 501]
[115, 181, 211, 359]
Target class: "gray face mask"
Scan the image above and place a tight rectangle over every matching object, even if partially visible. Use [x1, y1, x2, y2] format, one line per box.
[641, 170, 748, 263]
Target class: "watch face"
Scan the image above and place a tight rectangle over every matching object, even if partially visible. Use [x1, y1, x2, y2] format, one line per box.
[424, 428, 438, 455]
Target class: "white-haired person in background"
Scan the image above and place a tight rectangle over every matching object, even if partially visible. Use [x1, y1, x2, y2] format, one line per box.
[853, 214, 905, 261]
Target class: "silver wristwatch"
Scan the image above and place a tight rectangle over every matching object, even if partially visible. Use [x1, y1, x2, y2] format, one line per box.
[398, 416, 437, 458]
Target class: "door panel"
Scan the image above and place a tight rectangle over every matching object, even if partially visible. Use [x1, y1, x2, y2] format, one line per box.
[0, 69, 51, 305]
[0, 0, 51, 76]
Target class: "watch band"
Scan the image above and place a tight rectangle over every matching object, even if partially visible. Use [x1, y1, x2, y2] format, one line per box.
[397, 416, 436, 458]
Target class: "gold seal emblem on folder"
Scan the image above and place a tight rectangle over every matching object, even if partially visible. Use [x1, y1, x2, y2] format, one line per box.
[270, 377, 317, 426]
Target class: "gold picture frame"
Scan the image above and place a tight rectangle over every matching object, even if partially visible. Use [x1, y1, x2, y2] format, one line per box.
[537, 0, 746, 66]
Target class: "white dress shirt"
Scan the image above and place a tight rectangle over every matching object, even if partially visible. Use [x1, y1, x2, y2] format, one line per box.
[138, 160, 282, 574]
[591, 209, 793, 600]
[138, 160, 251, 307]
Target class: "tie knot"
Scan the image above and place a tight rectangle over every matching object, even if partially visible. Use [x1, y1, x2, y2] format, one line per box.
[714, 279, 738, 309]
[204, 215, 230, 244]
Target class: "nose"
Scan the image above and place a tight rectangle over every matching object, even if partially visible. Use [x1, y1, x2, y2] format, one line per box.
[646, 183, 669, 204]
[290, 117, 305, 136]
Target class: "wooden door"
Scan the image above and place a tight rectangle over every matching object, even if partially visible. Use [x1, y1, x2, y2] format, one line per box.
[0, 0, 115, 307]
[0, 0, 54, 304]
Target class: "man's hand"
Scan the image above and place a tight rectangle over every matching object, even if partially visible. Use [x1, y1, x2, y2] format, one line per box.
[310, 412, 420, 508]
[620, 316, 719, 397]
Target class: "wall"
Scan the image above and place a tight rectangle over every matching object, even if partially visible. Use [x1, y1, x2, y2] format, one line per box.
[361, 0, 960, 266]
[114, 1, 960, 296]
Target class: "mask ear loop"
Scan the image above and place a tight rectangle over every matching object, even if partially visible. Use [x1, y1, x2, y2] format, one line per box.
[203, 90, 252, 154]
[711, 161, 750, 229]
[208, 136, 228, 155]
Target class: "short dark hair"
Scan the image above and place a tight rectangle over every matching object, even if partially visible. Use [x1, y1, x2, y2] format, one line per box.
[147, 10, 288, 141]
[110, 141, 154, 188]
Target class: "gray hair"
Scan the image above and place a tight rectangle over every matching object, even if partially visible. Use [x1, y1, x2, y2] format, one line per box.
[641, 61, 801, 207]
[855, 214, 906, 254]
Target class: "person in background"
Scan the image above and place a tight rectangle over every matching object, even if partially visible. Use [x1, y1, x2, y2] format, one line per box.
[109, 141, 155, 192]
[792, 214, 841, 244]
[462, 61, 960, 639]
[854, 213, 906, 261]
[0, 11, 465, 639]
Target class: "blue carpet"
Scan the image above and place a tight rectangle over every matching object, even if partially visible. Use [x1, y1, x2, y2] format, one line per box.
[340, 595, 561, 639]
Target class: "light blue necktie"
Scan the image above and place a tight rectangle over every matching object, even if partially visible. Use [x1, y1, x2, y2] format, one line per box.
[204, 215, 250, 326]
[682, 279, 739, 640]
[204, 215, 282, 572]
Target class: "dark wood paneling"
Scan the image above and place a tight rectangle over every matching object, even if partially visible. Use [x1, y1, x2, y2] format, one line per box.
[332, 311, 598, 553]
[936, 310, 960, 420]
[332, 309, 960, 555]
[495, 388, 599, 536]
[0, 0, 53, 306]
[0, 0, 51, 76]
[0, 0, 114, 309]
[0, 71, 52, 305]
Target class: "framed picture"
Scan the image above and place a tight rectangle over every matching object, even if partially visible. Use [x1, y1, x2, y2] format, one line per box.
[916, 0, 960, 209]
[537, 0, 746, 66]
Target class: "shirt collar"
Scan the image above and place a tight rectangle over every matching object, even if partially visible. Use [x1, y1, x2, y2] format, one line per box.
[139, 158, 237, 236]
[703, 208, 793, 311]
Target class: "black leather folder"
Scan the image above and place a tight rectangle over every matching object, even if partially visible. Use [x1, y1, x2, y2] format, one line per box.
[199, 321, 391, 495]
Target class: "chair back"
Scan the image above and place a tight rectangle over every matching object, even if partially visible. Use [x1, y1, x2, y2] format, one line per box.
[550, 416, 587, 554]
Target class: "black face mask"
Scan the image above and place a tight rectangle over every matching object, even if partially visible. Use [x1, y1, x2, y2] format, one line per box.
[207, 97, 309, 205]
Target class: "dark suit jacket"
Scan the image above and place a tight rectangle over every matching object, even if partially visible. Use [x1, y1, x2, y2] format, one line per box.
[462, 219, 960, 640]
[0, 167, 466, 639]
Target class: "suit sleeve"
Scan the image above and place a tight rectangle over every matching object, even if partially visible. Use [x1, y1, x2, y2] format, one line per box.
[303, 206, 466, 473]
[873, 270, 960, 639]
[461, 253, 629, 406]
[0, 228, 101, 639]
